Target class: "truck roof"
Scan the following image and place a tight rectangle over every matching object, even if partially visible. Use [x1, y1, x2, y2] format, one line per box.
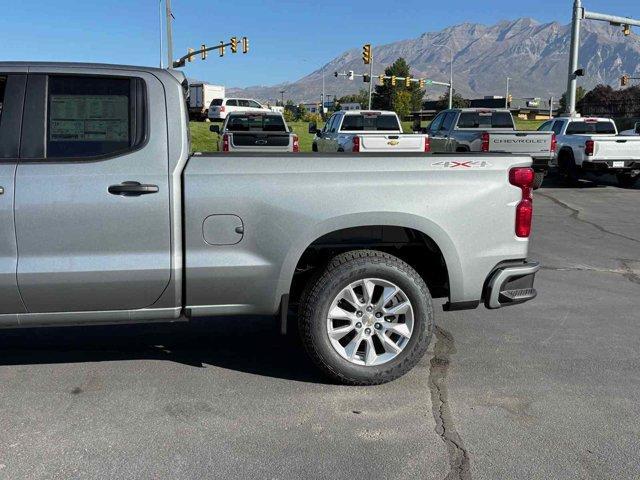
[341, 110, 398, 115]
[0, 61, 186, 85]
[449, 108, 511, 113]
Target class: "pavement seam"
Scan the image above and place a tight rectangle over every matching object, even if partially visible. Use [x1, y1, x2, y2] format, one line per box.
[428, 326, 471, 480]
[537, 192, 640, 245]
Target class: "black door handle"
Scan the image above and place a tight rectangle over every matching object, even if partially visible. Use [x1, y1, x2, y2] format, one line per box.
[108, 181, 159, 197]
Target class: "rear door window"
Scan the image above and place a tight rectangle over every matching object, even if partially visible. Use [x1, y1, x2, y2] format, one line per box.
[340, 114, 400, 131]
[226, 99, 238, 107]
[46, 75, 146, 159]
[226, 114, 286, 132]
[441, 112, 456, 131]
[457, 111, 515, 129]
[210, 98, 223, 106]
[565, 121, 616, 135]
[0, 76, 6, 122]
[552, 121, 564, 135]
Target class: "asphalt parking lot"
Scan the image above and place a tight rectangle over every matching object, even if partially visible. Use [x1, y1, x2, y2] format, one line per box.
[0, 173, 638, 480]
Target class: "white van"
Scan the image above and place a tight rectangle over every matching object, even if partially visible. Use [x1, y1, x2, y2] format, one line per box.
[208, 97, 268, 121]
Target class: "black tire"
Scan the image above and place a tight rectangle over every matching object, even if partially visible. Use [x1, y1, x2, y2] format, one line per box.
[617, 173, 638, 189]
[298, 250, 433, 385]
[558, 151, 579, 186]
[312, 143, 318, 152]
[533, 171, 545, 190]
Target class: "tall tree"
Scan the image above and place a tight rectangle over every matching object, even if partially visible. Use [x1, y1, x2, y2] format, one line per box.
[372, 58, 425, 118]
[435, 89, 469, 110]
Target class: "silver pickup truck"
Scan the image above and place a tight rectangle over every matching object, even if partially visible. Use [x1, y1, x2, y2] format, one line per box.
[210, 111, 299, 152]
[426, 109, 555, 189]
[0, 62, 539, 385]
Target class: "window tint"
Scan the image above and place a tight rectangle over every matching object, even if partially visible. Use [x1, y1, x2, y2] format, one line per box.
[428, 114, 445, 133]
[225, 114, 286, 132]
[340, 114, 400, 131]
[441, 112, 456, 131]
[457, 111, 515, 129]
[552, 121, 564, 135]
[226, 99, 238, 106]
[248, 100, 262, 108]
[47, 75, 146, 159]
[537, 121, 553, 131]
[329, 115, 340, 132]
[210, 98, 223, 106]
[565, 121, 616, 135]
[0, 76, 5, 123]
[237, 99, 251, 107]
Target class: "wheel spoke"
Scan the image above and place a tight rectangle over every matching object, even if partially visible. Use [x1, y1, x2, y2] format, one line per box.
[328, 324, 354, 340]
[364, 337, 377, 365]
[362, 279, 375, 305]
[379, 332, 402, 354]
[343, 333, 363, 360]
[384, 322, 411, 338]
[376, 285, 399, 308]
[341, 286, 361, 308]
[384, 301, 411, 316]
[328, 305, 356, 322]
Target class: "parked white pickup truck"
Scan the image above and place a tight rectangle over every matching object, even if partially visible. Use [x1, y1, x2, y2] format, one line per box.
[309, 110, 429, 153]
[548, 116, 640, 188]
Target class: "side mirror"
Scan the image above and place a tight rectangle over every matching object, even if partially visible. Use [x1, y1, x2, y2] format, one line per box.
[209, 125, 220, 134]
[308, 122, 318, 135]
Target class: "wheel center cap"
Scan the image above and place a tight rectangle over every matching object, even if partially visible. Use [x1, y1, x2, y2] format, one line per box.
[364, 313, 376, 326]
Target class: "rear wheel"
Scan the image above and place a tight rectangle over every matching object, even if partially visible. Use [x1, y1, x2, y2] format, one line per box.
[558, 152, 579, 186]
[298, 250, 433, 385]
[617, 173, 638, 189]
[533, 171, 545, 189]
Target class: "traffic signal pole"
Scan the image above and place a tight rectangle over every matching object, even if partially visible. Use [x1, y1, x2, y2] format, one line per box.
[165, 0, 174, 69]
[566, 0, 640, 115]
[368, 52, 373, 110]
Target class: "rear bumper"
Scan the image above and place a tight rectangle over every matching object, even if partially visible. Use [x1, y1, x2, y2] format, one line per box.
[582, 160, 640, 173]
[484, 261, 540, 309]
[532, 156, 552, 172]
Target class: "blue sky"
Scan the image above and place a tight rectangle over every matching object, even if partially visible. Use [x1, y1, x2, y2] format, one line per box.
[1, 0, 638, 87]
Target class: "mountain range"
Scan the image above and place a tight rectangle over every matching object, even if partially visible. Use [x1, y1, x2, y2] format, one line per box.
[227, 18, 640, 104]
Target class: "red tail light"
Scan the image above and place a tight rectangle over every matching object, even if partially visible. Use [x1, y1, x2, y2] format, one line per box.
[222, 134, 230, 152]
[481, 132, 490, 152]
[220, 106, 226, 113]
[551, 133, 557, 153]
[424, 136, 431, 153]
[352, 136, 360, 152]
[292, 134, 299, 153]
[585, 140, 594, 156]
[509, 167, 535, 238]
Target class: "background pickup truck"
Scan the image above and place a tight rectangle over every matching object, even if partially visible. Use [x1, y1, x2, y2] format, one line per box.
[426, 108, 556, 189]
[544, 116, 640, 188]
[309, 110, 429, 153]
[0, 62, 539, 385]
[210, 111, 299, 152]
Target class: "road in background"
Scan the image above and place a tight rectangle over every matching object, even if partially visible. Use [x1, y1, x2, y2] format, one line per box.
[0, 173, 637, 479]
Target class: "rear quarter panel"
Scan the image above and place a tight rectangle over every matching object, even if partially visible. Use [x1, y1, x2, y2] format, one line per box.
[183, 153, 532, 315]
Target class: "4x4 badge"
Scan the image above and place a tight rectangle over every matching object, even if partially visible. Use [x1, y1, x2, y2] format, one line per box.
[431, 160, 492, 168]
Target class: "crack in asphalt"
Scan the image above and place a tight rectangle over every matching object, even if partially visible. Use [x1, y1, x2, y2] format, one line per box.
[428, 326, 471, 480]
[537, 192, 640, 245]
[619, 259, 640, 286]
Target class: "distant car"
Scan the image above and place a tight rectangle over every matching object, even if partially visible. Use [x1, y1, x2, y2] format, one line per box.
[210, 111, 299, 152]
[310, 110, 429, 153]
[208, 97, 268, 121]
[550, 116, 640, 188]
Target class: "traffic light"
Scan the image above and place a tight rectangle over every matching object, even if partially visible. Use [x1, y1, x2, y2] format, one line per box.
[187, 48, 195, 62]
[201, 44, 207, 60]
[379, 74, 385, 85]
[218, 41, 225, 57]
[508, 94, 513, 105]
[334, 71, 339, 78]
[362, 44, 371, 65]
[405, 76, 411, 87]
[242, 37, 249, 54]
[621, 75, 630, 87]
[419, 79, 425, 88]
[348, 70, 354, 80]
[391, 76, 396, 86]
[363, 74, 371, 83]
[230, 37, 238, 53]
[623, 24, 631, 36]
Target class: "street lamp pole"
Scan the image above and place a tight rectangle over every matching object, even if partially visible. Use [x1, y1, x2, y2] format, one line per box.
[165, 0, 174, 68]
[433, 44, 454, 109]
[505, 77, 511, 109]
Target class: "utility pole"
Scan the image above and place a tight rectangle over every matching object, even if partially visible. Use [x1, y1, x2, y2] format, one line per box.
[322, 65, 325, 117]
[165, 0, 174, 68]
[280, 90, 286, 106]
[505, 77, 511, 109]
[368, 52, 373, 110]
[566, 0, 640, 115]
[549, 96, 554, 119]
[159, 0, 164, 68]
